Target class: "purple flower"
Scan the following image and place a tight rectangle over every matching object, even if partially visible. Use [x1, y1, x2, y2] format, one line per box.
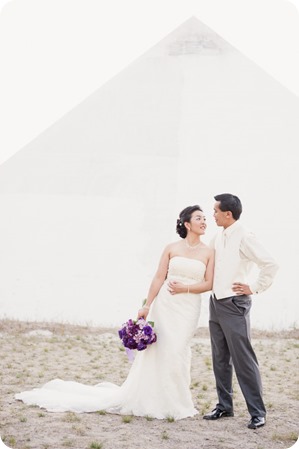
[150, 333, 157, 343]
[143, 325, 152, 336]
[137, 340, 147, 351]
[118, 318, 157, 352]
[128, 337, 136, 347]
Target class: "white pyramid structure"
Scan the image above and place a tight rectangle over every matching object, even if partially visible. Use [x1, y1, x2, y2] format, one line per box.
[0, 17, 298, 329]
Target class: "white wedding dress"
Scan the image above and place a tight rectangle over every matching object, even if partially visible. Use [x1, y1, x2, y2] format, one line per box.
[15, 256, 205, 420]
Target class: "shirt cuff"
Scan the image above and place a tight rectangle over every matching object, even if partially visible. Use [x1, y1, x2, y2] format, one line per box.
[249, 283, 260, 295]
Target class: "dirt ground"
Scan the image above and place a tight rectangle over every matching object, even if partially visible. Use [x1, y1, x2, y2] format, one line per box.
[0, 319, 298, 449]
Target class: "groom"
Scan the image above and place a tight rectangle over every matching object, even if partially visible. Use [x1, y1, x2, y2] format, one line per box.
[204, 193, 278, 429]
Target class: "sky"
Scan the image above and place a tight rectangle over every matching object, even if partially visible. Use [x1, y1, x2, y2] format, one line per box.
[0, 0, 298, 166]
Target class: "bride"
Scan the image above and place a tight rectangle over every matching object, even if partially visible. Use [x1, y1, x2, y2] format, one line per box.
[15, 205, 214, 420]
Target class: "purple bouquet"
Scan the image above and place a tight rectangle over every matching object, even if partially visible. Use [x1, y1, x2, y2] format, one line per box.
[118, 318, 157, 351]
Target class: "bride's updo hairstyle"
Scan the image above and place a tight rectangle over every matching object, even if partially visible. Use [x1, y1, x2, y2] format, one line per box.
[176, 205, 203, 239]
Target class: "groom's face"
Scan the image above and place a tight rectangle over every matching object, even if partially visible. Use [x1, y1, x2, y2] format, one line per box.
[213, 202, 231, 228]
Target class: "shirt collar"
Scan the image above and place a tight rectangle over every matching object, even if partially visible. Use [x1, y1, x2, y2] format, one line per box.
[223, 220, 240, 238]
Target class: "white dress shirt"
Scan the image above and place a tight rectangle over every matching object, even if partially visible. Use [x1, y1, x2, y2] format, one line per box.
[211, 221, 279, 300]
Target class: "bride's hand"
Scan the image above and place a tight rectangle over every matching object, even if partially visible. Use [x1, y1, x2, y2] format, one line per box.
[137, 307, 149, 320]
[168, 280, 186, 295]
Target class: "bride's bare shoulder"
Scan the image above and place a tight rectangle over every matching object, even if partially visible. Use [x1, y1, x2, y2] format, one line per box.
[207, 246, 215, 259]
[164, 240, 183, 252]
[201, 243, 215, 256]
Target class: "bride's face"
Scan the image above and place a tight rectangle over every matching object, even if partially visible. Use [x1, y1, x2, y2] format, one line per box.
[187, 211, 207, 235]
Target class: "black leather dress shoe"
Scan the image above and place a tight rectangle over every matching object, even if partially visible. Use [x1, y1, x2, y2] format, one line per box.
[247, 416, 266, 429]
[203, 408, 234, 420]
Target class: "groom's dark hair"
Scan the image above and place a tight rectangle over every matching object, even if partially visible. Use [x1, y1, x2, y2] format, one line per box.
[214, 193, 242, 220]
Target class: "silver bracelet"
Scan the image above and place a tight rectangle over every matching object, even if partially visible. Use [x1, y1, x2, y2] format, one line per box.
[143, 305, 150, 310]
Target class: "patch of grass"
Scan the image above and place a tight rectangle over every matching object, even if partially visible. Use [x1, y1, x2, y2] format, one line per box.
[72, 425, 86, 436]
[201, 401, 211, 415]
[62, 412, 81, 423]
[204, 357, 212, 368]
[166, 415, 175, 422]
[49, 337, 58, 343]
[3, 436, 16, 447]
[96, 410, 107, 415]
[89, 442, 103, 449]
[122, 415, 133, 423]
[162, 431, 169, 440]
[145, 415, 154, 421]
[62, 439, 74, 447]
[272, 432, 298, 443]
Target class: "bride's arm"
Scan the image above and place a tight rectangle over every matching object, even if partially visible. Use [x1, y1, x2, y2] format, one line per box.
[137, 245, 171, 319]
[168, 250, 215, 295]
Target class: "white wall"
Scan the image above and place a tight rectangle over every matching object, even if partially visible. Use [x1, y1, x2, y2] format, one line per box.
[0, 18, 298, 330]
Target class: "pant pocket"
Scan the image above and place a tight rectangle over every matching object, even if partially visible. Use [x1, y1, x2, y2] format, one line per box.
[231, 297, 251, 315]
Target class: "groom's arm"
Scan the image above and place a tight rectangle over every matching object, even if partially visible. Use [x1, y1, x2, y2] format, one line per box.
[239, 233, 279, 295]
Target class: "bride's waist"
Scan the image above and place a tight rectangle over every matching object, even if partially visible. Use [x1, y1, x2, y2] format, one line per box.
[166, 275, 201, 284]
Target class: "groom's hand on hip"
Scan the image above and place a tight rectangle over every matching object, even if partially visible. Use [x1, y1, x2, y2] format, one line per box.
[232, 282, 252, 296]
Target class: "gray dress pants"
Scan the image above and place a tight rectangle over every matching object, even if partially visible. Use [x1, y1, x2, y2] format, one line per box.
[209, 295, 266, 418]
